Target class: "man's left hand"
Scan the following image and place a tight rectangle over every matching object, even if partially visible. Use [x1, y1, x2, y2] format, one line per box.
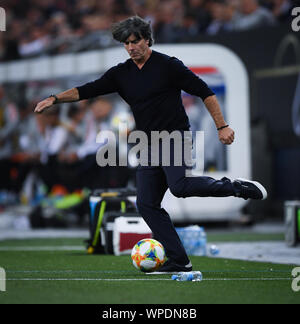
[218, 127, 235, 145]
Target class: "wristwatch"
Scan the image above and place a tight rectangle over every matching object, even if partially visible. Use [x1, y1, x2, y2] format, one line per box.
[49, 94, 59, 104]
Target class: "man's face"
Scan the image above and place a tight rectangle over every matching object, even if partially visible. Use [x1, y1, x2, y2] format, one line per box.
[124, 34, 149, 61]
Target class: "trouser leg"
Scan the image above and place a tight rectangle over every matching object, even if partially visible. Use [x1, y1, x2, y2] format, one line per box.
[162, 135, 237, 198]
[164, 165, 236, 198]
[136, 166, 190, 265]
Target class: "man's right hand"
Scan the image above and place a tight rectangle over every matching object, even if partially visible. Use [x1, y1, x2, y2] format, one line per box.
[34, 97, 56, 114]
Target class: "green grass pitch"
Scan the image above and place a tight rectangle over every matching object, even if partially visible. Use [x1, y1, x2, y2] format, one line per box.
[0, 235, 299, 304]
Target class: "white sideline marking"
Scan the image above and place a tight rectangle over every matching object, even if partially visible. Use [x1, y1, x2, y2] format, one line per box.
[0, 246, 85, 251]
[5, 278, 291, 282]
[0, 229, 89, 241]
[6, 278, 171, 281]
[204, 278, 290, 281]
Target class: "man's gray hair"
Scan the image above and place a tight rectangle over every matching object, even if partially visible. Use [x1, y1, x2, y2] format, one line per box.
[111, 16, 154, 47]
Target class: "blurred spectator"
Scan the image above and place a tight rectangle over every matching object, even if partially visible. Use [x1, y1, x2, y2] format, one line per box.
[182, 92, 225, 171]
[32, 105, 69, 191]
[185, 0, 212, 32]
[19, 26, 51, 58]
[233, 0, 276, 31]
[71, 97, 114, 162]
[271, 0, 294, 22]
[0, 86, 19, 190]
[206, 0, 237, 34]
[181, 11, 201, 37]
[40, 105, 69, 164]
[13, 104, 46, 194]
[57, 97, 130, 190]
[182, 92, 201, 134]
[154, 0, 185, 43]
[223, 0, 238, 28]
[7, 103, 68, 195]
[206, 0, 228, 35]
[60, 103, 87, 154]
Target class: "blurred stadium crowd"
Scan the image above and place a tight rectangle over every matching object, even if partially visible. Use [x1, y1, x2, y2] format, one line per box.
[0, 0, 298, 62]
[0, 83, 135, 205]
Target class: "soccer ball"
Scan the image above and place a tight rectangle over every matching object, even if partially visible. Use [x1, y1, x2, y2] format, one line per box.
[131, 239, 166, 272]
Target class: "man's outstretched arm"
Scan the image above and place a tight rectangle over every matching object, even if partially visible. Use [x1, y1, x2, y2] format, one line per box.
[34, 88, 80, 113]
[204, 95, 235, 145]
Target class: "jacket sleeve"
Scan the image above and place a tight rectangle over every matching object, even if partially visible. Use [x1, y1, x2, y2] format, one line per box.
[168, 57, 215, 101]
[76, 66, 118, 100]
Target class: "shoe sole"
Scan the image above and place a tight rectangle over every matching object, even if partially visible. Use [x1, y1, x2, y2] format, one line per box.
[236, 178, 268, 200]
[146, 270, 192, 275]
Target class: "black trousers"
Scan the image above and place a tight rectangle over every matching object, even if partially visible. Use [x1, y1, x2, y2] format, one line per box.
[135, 134, 237, 265]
